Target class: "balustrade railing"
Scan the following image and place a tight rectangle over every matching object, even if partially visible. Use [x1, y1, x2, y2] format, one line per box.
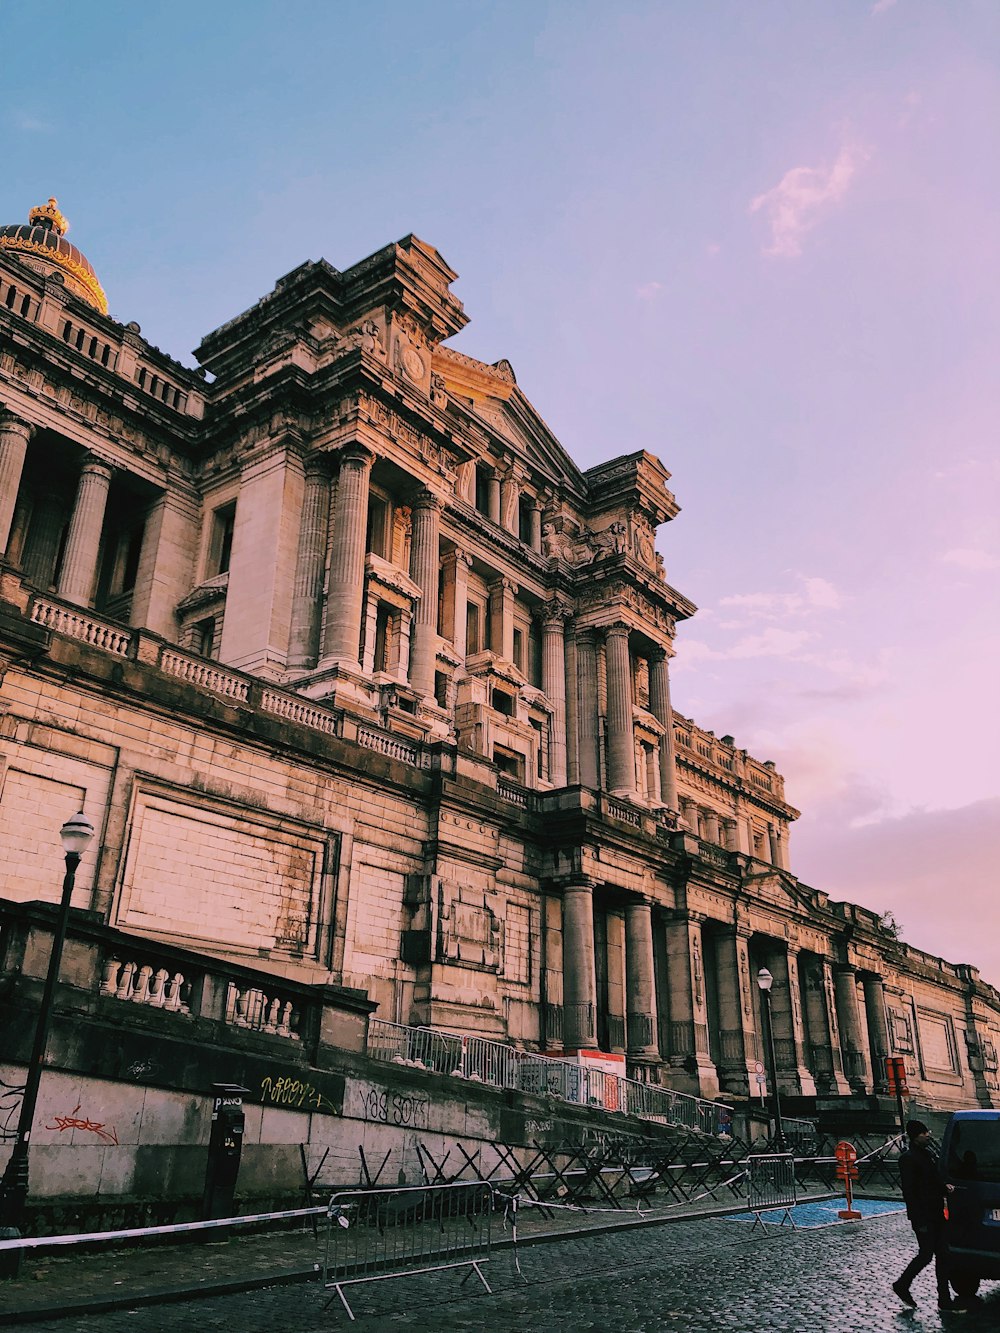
[100, 956, 190, 1012]
[160, 647, 251, 701]
[366, 1018, 730, 1137]
[357, 725, 426, 768]
[259, 688, 341, 735]
[30, 599, 133, 656]
[224, 982, 300, 1040]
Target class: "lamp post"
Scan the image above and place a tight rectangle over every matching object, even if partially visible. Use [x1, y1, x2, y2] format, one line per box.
[756, 966, 786, 1152]
[0, 811, 95, 1276]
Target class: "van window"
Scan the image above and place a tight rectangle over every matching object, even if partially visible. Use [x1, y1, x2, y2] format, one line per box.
[946, 1121, 1000, 1183]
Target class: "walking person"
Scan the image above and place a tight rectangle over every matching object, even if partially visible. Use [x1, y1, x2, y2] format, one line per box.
[892, 1120, 955, 1311]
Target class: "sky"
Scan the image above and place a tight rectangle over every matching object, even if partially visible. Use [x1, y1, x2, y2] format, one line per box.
[3, 1, 999, 980]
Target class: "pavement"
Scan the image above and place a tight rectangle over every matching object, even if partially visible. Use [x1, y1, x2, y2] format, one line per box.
[1, 1191, 997, 1332]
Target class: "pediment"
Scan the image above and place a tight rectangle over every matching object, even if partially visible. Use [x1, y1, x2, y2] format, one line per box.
[743, 869, 819, 918]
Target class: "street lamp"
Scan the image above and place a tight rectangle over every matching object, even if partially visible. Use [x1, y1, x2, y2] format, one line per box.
[0, 811, 95, 1276]
[756, 966, 786, 1152]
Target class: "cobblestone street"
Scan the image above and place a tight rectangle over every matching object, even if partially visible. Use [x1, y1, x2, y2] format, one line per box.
[6, 1209, 998, 1333]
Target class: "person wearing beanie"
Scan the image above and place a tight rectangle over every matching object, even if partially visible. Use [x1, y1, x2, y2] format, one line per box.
[892, 1121, 955, 1311]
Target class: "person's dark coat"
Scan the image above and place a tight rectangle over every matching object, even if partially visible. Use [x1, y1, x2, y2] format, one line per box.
[899, 1142, 947, 1228]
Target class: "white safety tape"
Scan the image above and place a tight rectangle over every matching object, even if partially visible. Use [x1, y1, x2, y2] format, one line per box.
[0, 1203, 327, 1252]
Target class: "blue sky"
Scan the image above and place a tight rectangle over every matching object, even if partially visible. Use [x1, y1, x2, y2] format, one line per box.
[4, 1, 999, 977]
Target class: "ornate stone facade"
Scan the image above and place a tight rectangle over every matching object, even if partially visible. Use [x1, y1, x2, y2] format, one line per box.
[1, 208, 998, 1114]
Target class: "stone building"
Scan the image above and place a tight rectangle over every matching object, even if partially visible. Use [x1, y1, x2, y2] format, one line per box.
[1, 198, 998, 1115]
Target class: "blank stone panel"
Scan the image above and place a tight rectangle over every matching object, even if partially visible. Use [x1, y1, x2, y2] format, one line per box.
[0, 767, 92, 905]
[116, 788, 326, 956]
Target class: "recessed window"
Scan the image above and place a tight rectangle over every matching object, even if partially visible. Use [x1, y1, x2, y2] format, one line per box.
[366, 494, 390, 559]
[475, 465, 491, 516]
[518, 496, 534, 545]
[373, 603, 392, 673]
[207, 502, 236, 576]
[493, 689, 515, 717]
[493, 746, 524, 780]
[434, 671, 449, 709]
[193, 617, 216, 658]
[466, 599, 482, 655]
[512, 627, 524, 671]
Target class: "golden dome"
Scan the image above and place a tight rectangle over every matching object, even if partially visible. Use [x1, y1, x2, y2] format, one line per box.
[0, 198, 107, 315]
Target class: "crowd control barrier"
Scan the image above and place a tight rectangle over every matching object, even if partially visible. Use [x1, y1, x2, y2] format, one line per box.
[323, 1181, 496, 1320]
[746, 1152, 797, 1231]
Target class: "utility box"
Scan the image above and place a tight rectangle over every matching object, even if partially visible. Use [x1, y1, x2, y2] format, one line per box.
[201, 1083, 249, 1222]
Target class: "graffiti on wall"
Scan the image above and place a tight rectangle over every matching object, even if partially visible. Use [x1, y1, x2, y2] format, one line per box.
[45, 1103, 119, 1145]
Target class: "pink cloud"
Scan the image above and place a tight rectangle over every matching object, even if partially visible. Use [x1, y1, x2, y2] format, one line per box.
[750, 144, 870, 257]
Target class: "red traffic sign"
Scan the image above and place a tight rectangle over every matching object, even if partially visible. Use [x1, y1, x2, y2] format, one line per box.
[835, 1140, 858, 1165]
[886, 1056, 909, 1096]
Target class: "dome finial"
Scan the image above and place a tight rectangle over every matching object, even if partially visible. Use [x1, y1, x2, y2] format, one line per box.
[28, 197, 69, 236]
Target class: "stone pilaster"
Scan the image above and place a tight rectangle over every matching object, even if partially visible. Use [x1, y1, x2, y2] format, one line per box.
[0, 414, 34, 556]
[322, 444, 373, 666]
[528, 503, 542, 552]
[801, 957, 852, 1095]
[604, 622, 636, 796]
[499, 466, 520, 533]
[763, 945, 816, 1096]
[57, 454, 113, 606]
[711, 927, 760, 1094]
[576, 630, 600, 789]
[541, 606, 569, 786]
[487, 472, 501, 525]
[488, 576, 516, 661]
[662, 914, 718, 1096]
[562, 882, 598, 1048]
[288, 461, 331, 668]
[834, 964, 871, 1092]
[407, 489, 443, 697]
[564, 625, 579, 785]
[624, 900, 658, 1058]
[440, 548, 471, 661]
[648, 649, 679, 810]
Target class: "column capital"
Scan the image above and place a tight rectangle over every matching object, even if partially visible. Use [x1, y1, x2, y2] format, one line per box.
[540, 597, 573, 629]
[410, 487, 445, 514]
[0, 412, 35, 442]
[489, 574, 518, 596]
[335, 442, 375, 470]
[80, 452, 114, 479]
[604, 620, 632, 641]
[442, 546, 473, 570]
[302, 453, 333, 480]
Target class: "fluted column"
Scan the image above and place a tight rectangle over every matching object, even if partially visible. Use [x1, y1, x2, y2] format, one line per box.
[662, 913, 718, 1095]
[604, 623, 636, 795]
[0, 414, 34, 556]
[703, 810, 721, 843]
[862, 972, 891, 1092]
[648, 649, 679, 810]
[564, 626, 580, 784]
[562, 882, 598, 1048]
[288, 461, 331, 668]
[576, 630, 600, 788]
[528, 503, 542, 551]
[679, 795, 699, 832]
[625, 900, 658, 1057]
[802, 957, 851, 1096]
[57, 454, 112, 606]
[322, 444, 373, 665]
[834, 964, 871, 1092]
[541, 607, 568, 786]
[407, 490, 443, 696]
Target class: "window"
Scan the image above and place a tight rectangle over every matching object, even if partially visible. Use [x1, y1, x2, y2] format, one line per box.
[207, 502, 236, 576]
[493, 689, 515, 717]
[193, 617, 216, 658]
[434, 671, 449, 709]
[373, 604, 392, 673]
[366, 494, 390, 559]
[512, 627, 524, 671]
[493, 746, 524, 781]
[466, 599, 483, 656]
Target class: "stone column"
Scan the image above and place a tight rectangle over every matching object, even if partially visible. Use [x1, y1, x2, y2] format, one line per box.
[0, 414, 34, 556]
[862, 973, 891, 1093]
[57, 454, 113, 606]
[564, 626, 580, 785]
[764, 946, 816, 1096]
[624, 900, 658, 1057]
[722, 818, 740, 851]
[712, 927, 760, 1094]
[322, 444, 373, 666]
[541, 608, 568, 786]
[487, 472, 501, 525]
[288, 460, 331, 668]
[21, 493, 65, 589]
[488, 577, 516, 661]
[679, 796, 699, 832]
[529, 503, 542, 552]
[648, 649, 679, 810]
[703, 810, 721, 844]
[604, 622, 636, 796]
[562, 882, 598, 1048]
[440, 548, 471, 661]
[407, 489, 443, 697]
[834, 964, 871, 1092]
[576, 630, 600, 789]
[662, 914, 718, 1096]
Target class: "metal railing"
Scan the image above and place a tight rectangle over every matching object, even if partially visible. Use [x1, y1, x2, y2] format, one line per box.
[323, 1183, 495, 1320]
[366, 1018, 729, 1136]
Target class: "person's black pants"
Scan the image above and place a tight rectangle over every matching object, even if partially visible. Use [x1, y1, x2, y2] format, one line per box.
[898, 1217, 950, 1300]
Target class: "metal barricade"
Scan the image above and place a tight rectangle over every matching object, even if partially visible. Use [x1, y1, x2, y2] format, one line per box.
[746, 1152, 797, 1231]
[323, 1182, 495, 1320]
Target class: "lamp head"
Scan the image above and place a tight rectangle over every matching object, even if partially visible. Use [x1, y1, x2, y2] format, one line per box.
[60, 811, 95, 857]
[756, 966, 773, 993]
